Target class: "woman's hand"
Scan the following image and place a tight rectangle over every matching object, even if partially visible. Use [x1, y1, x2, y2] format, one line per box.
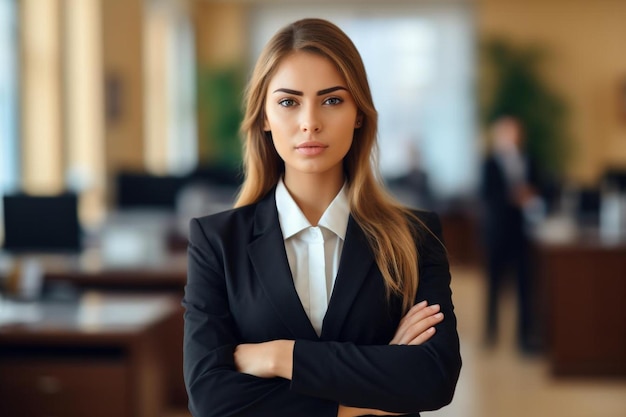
[234, 340, 295, 379]
[389, 300, 443, 345]
[336, 302, 443, 416]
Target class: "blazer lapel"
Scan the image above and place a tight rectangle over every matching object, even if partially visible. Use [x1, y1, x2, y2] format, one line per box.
[247, 190, 318, 340]
[321, 216, 374, 340]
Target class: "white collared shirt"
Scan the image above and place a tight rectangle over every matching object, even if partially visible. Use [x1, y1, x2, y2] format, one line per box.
[275, 179, 350, 336]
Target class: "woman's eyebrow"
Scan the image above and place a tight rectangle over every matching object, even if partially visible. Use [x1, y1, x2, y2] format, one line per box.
[272, 86, 348, 96]
[316, 86, 347, 95]
[273, 88, 302, 96]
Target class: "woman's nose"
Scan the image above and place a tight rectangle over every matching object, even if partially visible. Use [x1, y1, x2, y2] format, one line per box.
[300, 106, 321, 133]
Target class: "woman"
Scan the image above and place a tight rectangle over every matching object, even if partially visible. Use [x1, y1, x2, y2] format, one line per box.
[183, 18, 461, 417]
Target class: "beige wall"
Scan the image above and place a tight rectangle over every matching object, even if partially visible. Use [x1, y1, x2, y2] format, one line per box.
[194, 1, 247, 66]
[101, 0, 145, 177]
[20, 0, 64, 195]
[478, 0, 626, 185]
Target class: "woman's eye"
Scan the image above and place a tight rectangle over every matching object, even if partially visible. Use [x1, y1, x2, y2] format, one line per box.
[278, 98, 297, 107]
[324, 97, 343, 105]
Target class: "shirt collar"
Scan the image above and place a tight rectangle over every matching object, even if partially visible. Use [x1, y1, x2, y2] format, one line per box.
[275, 178, 350, 241]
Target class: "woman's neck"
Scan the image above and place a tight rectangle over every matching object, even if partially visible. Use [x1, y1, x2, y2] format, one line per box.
[283, 171, 345, 226]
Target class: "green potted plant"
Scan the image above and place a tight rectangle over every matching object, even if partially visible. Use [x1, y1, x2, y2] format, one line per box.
[197, 65, 246, 171]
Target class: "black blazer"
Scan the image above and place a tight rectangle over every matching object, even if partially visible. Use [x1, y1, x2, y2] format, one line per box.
[480, 155, 541, 247]
[183, 189, 461, 417]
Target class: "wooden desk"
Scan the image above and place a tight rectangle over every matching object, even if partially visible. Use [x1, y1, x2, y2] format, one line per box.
[20, 251, 189, 407]
[41, 251, 187, 292]
[0, 293, 178, 417]
[534, 234, 626, 376]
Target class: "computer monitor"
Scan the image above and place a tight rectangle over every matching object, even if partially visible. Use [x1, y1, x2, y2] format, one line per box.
[115, 172, 186, 210]
[2, 193, 81, 253]
[576, 188, 601, 227]
[602, 169, 626, 192]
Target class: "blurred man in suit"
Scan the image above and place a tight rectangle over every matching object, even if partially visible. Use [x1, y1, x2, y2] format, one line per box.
[480, 115, 543, 353]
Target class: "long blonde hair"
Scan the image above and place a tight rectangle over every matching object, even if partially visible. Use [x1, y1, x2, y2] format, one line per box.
[236, 18, 422, 313]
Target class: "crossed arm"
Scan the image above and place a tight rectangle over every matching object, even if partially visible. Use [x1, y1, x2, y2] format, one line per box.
[234, 301, 444, 416]
[184, 213, 461, 417]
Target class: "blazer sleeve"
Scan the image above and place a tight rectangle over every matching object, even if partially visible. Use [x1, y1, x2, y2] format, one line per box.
[290, 212, 462, 413]
[183, 218, 338, 417]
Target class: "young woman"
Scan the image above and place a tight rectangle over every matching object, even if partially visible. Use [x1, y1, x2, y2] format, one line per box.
[183, 18, 461, 417]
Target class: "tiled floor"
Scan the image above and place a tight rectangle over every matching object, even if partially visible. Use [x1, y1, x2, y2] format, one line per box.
[166, 265, 626, 417]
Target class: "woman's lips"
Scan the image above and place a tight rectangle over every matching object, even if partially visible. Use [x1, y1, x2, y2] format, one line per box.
[295, 142, 327, 156]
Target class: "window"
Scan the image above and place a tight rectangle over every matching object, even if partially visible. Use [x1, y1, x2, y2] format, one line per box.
[0, 0, 18, 196]
[144, 0, 197, 175]
[0, 0, 18, 244]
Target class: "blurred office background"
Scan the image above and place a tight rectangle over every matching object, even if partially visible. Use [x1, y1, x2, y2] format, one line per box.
[0, 0, 625, 416]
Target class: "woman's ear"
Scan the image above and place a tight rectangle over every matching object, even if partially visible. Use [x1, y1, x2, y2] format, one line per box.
[263, 117, 271, 132]
[355, 116, 363, 128]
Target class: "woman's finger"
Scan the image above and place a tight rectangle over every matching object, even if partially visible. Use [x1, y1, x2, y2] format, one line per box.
[408, 326, 437, 345]
[391, 304, 442, 345]
[391, 302, 428, 344]
[396, 312, 444, 345]
[392, 304, 441, 343]
[397, 300, 428, 328]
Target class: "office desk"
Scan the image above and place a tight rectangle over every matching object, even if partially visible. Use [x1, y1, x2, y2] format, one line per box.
[0, 293, 178, 417]
[533, 234, 626, 376]
[9, 251, 189, 408]
[37, 251, 188, 406]
[41, 251, 187, 292]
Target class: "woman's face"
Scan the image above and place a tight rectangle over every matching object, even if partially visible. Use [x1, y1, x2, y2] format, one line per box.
[264, 51, 360, 182]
